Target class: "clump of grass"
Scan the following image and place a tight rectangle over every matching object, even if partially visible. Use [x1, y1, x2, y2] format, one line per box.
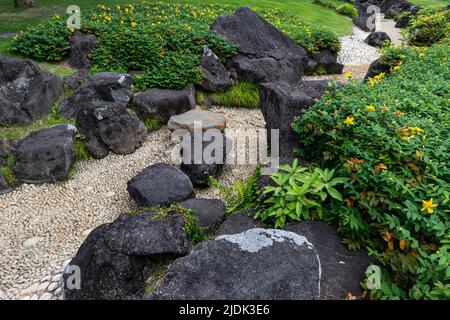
[0, 153, 15, 185]
[197, 81, 260, 109]
[141, 116, 163, 132]
[0, 103, 73, 140]
[145, 260, 172, 295]
[74, 134, 92, 161]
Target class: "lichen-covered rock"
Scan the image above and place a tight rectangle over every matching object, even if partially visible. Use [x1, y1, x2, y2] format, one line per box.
[149, 228, 321, 300]
[59, 72, 133, 119]
[62, 210, 192, 300]
[12, 125, 76, 184]
[0, 56, 62, 125]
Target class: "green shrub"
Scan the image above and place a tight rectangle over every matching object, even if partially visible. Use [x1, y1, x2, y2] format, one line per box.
[10, 16, 71, 62]
[140, 116, 163, 132]
[256, 159, 347, 228]
[0, 153, 15, 185]
[336, 4, 358, 19]
[10, 3, 340, 90]
[74, 134, 92, 161]
[292, 39, 450, 299]
[313, 0, 337, 10]
[407, 7, 450, 46]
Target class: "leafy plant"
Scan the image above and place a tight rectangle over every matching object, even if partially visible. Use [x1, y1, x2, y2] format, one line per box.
[256, 159, 347, 228]
[292, 39, 450, 299]
[406, 7, 450, 46]
[209, 166, 261, 217]
[74, 134, 92, 161]
[336, 4, 358, 19]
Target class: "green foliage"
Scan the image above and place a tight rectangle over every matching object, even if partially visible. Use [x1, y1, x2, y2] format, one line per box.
[209, 166, 261, 217]
[197, 81, 260, 109]
[9, 17, 71, 62]
[292, 39, 450, 299]
[313, 0, 337, 10]
[129, 204, 206, 245]
[0, 153, 15, 185]
[256, 159, 347, 228]
[407, 7, 450, 46]
[10, 3, 340, 89]
[140, 116, 163, 132]
[74, 134, 92, 161]
[336, 4, 358, 19]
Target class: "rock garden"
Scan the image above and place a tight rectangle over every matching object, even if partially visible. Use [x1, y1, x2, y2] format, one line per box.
[0, 0, 449, 301]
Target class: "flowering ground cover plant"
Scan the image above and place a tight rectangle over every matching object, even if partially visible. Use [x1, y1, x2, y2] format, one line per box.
[10, 2, 340, 90]
[292, 39, 450, 299]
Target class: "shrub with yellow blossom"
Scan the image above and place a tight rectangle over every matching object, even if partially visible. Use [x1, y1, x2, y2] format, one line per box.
[292, 38, 450, 300]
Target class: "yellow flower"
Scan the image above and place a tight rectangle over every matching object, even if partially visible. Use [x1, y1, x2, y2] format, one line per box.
[116, 5, 121, 10]
[343, 117, 355, 127]
[410, 127, 423, 135]
[421, 198, 437, 214]
[344, 72, 352, 79]
[393, 65, 400, 71]
[415, 150, 423, 160]
[366, 105, 376, 112]
[131, 21, 137, 28]
[419, 53, 425, 57]
[374, 72, 385, 80]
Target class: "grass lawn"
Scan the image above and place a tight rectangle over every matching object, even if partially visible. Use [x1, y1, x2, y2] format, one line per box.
[0, 0, 353, 35]
[410, 0, 448, 6]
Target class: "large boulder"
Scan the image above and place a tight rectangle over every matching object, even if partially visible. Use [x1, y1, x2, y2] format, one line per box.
[149, 228, 321, 300]
[218, 209, 263, 236]
[353, 1, 377, 32]
[133, 85, 196, 124]
[310, 49, 344, 75]
[62, 210, 192, 300]
[211, 7, 308, 83]
[259, 80, 331, 158]
[127, 163, 195, 207]
[364, 32, 391, 47]
[199, 46, 233, 92]
[285, 221, 371, 299]
[59, 72, 134, 119]
[69, 31, 97, 70]
[180, 198, 226, 233]
[0, 56, 62, 126]
[168, 109, 226, 132]
[75, 101, 147, 159]
[178, 131, 231, 188]
[12, 125, 76, 184]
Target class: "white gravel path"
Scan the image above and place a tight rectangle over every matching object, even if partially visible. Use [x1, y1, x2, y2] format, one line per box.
[337, 27, 380, 66]
[0, 107, 265, 300]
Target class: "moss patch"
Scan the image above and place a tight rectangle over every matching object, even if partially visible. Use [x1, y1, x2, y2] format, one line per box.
[197, 81, 260, 109]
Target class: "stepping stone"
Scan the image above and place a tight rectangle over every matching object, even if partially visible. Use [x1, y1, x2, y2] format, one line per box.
[127, 163, 195, 208]
[168, 109, 226, 132]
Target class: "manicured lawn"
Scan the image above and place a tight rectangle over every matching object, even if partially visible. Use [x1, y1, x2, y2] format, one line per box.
[410, 0, 448, 6]
[0, 0, 353, 35]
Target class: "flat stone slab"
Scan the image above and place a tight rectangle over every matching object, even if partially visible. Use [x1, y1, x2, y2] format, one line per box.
[168, 109, 226, 132]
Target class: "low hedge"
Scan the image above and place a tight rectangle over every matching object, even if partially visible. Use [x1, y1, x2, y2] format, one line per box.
[407, 6, 450, 46]
[10, 2, 340, 90]
[292, 39, 450, 299]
